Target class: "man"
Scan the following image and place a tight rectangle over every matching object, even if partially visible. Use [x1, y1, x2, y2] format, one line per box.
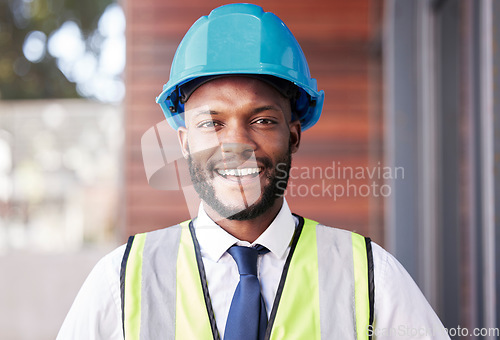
[58, 4, 450, 339]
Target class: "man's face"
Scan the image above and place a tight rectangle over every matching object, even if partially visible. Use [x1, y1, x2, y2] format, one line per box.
[177, 76, 301, 221]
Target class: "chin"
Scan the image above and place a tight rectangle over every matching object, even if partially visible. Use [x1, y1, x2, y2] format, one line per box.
[209, 191, 281, 221]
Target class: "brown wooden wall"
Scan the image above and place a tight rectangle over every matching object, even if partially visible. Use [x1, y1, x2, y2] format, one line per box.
[124, 0, 384, 243]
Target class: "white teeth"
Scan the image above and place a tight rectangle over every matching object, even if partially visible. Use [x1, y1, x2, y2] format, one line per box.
[217, 168, 260, 177]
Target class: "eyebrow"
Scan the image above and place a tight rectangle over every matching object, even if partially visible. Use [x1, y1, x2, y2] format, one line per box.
[193, 105, 281, 117]
[252, 105, 281, 114]
[193, 109, 218, 117]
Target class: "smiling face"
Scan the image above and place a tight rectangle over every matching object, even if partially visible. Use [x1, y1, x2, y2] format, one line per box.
[177, 76, 301, 221]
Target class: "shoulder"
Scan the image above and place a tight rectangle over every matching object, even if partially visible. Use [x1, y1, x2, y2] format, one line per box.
[306, 220, 391, 275]
[102, 243, 128, 271]
[126, 224, 185, 253]
[101, 224, 186, 271]
[313, 223, 400, 278]
[309, 221, 369, 247]
[80, 224, 186, 299]
[57, 244, 127, 339]
[368, 244, 449, 338]
[304, 221, 419, 294]
[303, 218, 357, 239]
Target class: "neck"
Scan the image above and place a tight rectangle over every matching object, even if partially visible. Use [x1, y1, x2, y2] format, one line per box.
[203, 197, 284, 243]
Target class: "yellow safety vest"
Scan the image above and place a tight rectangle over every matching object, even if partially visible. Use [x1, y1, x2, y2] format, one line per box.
[121, 216, 374, 339]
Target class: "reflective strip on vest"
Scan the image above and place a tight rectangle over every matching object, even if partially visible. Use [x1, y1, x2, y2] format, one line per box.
[175, 221, 213, 339]
[122, 218, 372, 339]
[123, 224, 184, 339]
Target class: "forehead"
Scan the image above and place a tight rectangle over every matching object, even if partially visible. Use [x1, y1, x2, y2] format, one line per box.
[184, 76, 289, 110]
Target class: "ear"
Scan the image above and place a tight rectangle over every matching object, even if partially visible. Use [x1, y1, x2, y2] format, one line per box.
[177, 126, 189, 159]
[289, 120, 301, 153]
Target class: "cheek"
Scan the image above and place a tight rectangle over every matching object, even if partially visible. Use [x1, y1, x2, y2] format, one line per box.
[186, 135, 223, 170]
[271, 130, 292, 152]
[187, 130, 221, 154]
[265, 140, 290, 163]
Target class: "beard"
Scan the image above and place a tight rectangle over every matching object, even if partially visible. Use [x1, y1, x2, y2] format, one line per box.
[187, 145, 292, 221]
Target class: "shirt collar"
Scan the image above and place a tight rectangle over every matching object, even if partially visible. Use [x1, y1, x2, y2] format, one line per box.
[194, 199, 296, 262]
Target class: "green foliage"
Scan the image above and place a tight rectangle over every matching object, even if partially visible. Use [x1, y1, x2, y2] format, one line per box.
[0, 0, 113, 100]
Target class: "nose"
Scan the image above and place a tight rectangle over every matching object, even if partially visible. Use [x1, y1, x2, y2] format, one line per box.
[219, 124, 257, 156]
[220, 143, 255, 158]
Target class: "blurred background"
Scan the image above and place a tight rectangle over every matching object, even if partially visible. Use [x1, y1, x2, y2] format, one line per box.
[0, 0, 498, 339]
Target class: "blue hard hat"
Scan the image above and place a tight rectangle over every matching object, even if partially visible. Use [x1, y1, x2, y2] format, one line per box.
[156, 3, 324, 131]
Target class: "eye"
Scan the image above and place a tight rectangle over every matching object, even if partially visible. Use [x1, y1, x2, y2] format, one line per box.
[253, 118, 277, 125]
[197, 120, 221, 129]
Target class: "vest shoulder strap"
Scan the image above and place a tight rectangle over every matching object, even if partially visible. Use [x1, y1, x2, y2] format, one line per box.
[365, 236, 375, 339]
[120, 235, 136, 337]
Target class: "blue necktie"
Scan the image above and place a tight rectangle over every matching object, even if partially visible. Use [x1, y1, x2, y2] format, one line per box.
[224, 245, 268, 340]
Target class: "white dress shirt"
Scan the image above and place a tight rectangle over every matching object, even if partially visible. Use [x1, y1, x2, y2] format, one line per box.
[194, 200, 295, 336]
[57, 199, 449, 340]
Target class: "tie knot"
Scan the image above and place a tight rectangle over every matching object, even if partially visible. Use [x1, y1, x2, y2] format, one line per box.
[227, 245, 268, 276]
